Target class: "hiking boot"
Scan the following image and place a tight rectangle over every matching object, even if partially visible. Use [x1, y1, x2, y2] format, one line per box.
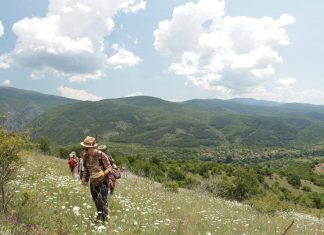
[95, 214, 108, 223]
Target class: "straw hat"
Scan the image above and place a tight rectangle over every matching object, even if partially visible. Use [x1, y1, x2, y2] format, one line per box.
[80, 136, 97, 148]
[98, 145, 107, 151]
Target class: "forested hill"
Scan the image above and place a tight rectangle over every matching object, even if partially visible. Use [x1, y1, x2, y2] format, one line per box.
[0, 87, 78, 131]
[27, 94, 324, 147]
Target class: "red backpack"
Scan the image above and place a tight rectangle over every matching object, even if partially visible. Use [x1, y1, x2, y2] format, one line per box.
[69, 159, 75, 167]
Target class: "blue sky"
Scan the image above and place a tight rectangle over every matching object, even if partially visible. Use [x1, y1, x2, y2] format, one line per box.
[0, 0, 323, 104]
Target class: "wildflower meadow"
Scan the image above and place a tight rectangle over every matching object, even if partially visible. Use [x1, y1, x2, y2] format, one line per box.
[1, 151, 323, 234]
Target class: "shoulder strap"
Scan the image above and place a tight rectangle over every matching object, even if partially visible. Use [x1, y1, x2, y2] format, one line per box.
[98, 150, 106, 171]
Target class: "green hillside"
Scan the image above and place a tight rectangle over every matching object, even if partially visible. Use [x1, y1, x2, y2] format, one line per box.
[0, 87, 78, 131]
[3, 87, 324, 147]
[30, 96, 324, 147]
[2, 151, 323, 234]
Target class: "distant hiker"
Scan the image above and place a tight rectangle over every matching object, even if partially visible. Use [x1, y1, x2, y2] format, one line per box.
[68, 152, 77, 178]
[81, 136, 113, 222]
[72, 152, 79, 177]
[78, 156, 85, 180]
[97, 144, 120, 195]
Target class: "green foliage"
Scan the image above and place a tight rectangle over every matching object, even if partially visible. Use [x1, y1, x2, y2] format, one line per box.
[231, 167, 261, 200]
[0, 117, 29, 212]
[205, 167, 261, 202]
[163, 181, 179, 193]
[168, 166, 186, 181]
[311, 192, 324, 209]
[56, 144, 83, 159]
[37, 136, 51, 154]
[274, 160, 324, 187]
[287, 174, 301, 188]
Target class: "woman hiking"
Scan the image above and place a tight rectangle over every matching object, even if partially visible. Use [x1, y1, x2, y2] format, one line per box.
[80, 136, 113, 222]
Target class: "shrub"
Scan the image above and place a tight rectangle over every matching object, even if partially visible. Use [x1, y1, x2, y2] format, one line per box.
[37, 136, 51, 154]
[287, 174, 301, 188]
[312, 192, 324, 209]
[0, 116, 29, 212]
[163, 181, 179, 193]
[231, 167, 261, 201]
[168, 166, 185, 181]
[207, 174, 234, 198]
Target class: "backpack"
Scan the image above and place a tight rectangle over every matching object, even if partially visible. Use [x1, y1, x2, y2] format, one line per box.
[98, 151, 121, 180]
[69, 159, 75, 167]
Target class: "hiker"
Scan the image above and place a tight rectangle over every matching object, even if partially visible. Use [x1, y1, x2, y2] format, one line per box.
[72, 152, 79, 177]
[68, 152, 77, 178]
[80, 136, 113, 222]
[78, 155, 85, 180]
[97, 145, 118, 195]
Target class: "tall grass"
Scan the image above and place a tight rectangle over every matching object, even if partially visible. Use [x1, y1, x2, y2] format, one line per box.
[1, 151, 323, 234]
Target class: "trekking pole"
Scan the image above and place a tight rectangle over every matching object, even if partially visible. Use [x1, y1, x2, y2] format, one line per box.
[282, 220, 294, 235]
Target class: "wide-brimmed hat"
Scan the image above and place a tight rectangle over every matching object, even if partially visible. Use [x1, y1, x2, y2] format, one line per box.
[80, 136, 97, 148]
[98, 145, 107, 151]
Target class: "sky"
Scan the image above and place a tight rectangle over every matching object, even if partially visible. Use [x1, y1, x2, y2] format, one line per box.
[0, 0, 324, 104]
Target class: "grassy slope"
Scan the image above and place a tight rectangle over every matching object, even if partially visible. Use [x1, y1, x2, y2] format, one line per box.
[1, 152, 324, 234]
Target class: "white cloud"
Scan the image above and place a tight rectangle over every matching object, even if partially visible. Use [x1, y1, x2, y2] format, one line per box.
[229, 85, 324, 105]
[0, 54, 10, 69]
[68, 70, 102, 82]
[126, 91, 143, 97]
[250, 64, 275, 79]
[121, 0, 146, 13]
[154, 0, 225, 57]
[0, 21, 4, 37]
[276, 76, 297, 86]
[58, 86, 101, 101]
[107, 44, 141, 69]
[154, 0, 295, 96]
[297, 89, 324, 105]
[0, 22, 10, 69]
[5, 0, 144, 81]
[2, 80, 11, 86]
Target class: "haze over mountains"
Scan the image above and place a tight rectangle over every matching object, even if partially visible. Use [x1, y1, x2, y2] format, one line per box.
[1, 86, 324, 147]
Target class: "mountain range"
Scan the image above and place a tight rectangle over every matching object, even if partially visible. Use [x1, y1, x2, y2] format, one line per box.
[1, 86, 324, 147]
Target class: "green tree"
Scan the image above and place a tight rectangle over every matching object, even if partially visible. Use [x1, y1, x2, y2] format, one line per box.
[232, 167, 260, 201]
[0, 115, 29, 212]
[38, 136, 51, 154]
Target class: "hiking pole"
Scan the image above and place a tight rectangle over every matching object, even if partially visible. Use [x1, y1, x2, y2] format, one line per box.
[282, 220, 294, 235]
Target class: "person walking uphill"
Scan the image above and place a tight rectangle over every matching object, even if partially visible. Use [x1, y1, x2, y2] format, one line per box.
[80, 136, 113, 222]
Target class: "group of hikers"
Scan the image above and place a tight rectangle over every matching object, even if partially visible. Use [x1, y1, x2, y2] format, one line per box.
[68, 136, 121, 222]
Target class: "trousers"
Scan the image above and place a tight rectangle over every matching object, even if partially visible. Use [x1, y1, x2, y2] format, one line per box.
[90, 180, 109, 221]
